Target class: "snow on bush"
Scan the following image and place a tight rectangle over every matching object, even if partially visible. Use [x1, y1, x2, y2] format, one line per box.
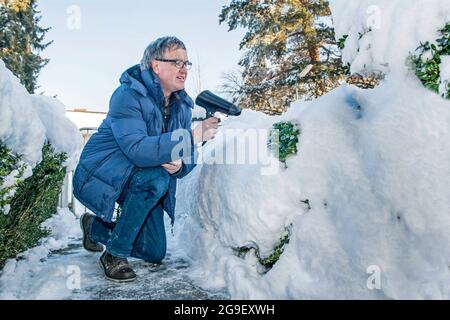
[0, 208, 82, 300]
[31, 95, 82, 171]
[330, 0, 450, 77]
[0, 59, 83, 267]
[0, 60, 45, 165]
[0, 59, 82, 214]
[173, 0, 450, 299]
[439, 50, 450, 98]
[0, 59, 82, 173]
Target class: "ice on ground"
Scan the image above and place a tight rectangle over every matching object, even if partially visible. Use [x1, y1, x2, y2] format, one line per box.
[0, 209, 229, 300]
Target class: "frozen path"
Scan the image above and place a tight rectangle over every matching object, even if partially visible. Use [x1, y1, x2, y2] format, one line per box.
[52, 243, 229, 300]
[0, 209, 230, 300]
[1, 240, 229, 300]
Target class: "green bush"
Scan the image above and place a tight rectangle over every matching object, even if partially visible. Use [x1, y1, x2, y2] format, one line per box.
[0, 142, 27, 212]
[258, 232, 290, 268]
[410, 23, 450, 99]
[0, 143, 67, 269]
[337, 34, 348, 50]
[269, 122, 301, 164]
[235, 226, 291, 272]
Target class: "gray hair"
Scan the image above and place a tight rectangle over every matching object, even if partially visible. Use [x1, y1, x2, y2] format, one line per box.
[140, 36, 187, 71]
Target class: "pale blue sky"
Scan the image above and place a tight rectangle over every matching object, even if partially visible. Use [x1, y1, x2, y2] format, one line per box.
[37, 0, 245, 112]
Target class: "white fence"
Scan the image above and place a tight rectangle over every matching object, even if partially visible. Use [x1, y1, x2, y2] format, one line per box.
[58, 169, 89, 217]
[58, 127, 97, 216]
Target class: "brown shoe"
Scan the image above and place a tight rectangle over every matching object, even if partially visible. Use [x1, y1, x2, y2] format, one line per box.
[99, 251, 137, 282]
[80, 213, 104, 252]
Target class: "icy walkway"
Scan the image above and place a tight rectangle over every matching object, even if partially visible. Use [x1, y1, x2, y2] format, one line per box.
[57, 243, 229, 300]
[0, 209, 230, 300]
[1, 240, 229, 300]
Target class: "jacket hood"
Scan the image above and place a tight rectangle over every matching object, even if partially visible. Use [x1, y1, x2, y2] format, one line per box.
[119, 64, 194, 108]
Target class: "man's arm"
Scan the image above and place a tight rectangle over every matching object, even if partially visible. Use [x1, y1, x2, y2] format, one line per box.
[171, 115, 197, 179]
[109, 89, 192, 168]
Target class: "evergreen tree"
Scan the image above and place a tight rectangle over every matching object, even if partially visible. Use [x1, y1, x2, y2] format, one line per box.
[219, 0, 345, 115]
[0, 0, 51, 93]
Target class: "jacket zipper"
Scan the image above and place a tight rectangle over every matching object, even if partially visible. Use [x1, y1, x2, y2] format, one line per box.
[162, 95, 180, 133]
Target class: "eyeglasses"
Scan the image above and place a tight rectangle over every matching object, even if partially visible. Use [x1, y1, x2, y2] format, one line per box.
[155, 58, 192, 70]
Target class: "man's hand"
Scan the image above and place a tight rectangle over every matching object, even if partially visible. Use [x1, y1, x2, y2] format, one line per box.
[162, 159, 182, 175]
[192, 117, 219, 144]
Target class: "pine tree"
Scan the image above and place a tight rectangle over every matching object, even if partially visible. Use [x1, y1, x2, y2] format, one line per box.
[219, 0, 345, 115]
[0, 0, 52, 93]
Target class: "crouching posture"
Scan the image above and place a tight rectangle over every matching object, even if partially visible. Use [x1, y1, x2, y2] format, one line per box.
[72, 36, 218, 282]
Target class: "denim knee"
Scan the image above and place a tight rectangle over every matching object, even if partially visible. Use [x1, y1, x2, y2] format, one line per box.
[130, 167, 170, 198]
[151, 168, 170, 199]
[133, 242, 167, 264]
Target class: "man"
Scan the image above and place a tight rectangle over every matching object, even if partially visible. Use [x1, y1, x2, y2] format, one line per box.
[72, 36, 218, 282]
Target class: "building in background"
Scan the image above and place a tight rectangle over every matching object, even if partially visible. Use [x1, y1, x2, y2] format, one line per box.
[66, 108, 107, 144]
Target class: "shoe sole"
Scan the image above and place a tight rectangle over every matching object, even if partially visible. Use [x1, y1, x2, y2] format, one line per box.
[98, 259, 137, 283]
[79, 213, 104, 253]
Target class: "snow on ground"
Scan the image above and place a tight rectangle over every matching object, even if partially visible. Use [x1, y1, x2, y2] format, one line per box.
[0, 208, 82, 299]
[172, 0, 450, 299]
[0, 209, 228, 300]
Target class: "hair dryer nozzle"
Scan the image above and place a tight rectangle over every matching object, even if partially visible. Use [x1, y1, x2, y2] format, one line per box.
[195, 90, 242, 117]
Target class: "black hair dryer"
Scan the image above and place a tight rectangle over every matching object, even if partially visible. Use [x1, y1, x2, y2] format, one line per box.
[195, 90, 242, 119]
[195, 90, 242, 146]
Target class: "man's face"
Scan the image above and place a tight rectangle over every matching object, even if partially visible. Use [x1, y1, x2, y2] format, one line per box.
[152, 48, 188, 96]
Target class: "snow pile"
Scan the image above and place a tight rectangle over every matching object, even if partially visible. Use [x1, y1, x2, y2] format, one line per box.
[31, 95, 83, 170]
[440, 56, 450, 96]
[192, 105, 206, 119]
[0, 61, 46, 165]
[0, 60, 82, 171]
[330, 0, 450, 76]
[173, 0, 450, 299]
[0, 208, 82, 299]
[442, 56, 450, 81]
[0, 59, 82, 211]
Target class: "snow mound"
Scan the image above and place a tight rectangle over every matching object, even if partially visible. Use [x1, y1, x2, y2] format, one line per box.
[0, 60, 46, 165]
[0, 60, 83, 179]
[330, 0, 450, 76]
[173, 0, 450, 299]
[31, 95, 82, 170]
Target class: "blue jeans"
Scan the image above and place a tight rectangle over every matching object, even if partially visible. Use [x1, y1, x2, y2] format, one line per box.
[89, 167, 170, 263]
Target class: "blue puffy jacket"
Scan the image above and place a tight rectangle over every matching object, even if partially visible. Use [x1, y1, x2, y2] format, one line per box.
[72, 65, 196, 224]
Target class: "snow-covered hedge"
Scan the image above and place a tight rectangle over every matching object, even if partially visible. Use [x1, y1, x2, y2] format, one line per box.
[269, 122, 301, 165]
[0, 142, 27, 214]
[173, 0, 450, 299]
[0, 144, 67, 268]
[410, 23, 450, 99]
[0, 60, 82, 268]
